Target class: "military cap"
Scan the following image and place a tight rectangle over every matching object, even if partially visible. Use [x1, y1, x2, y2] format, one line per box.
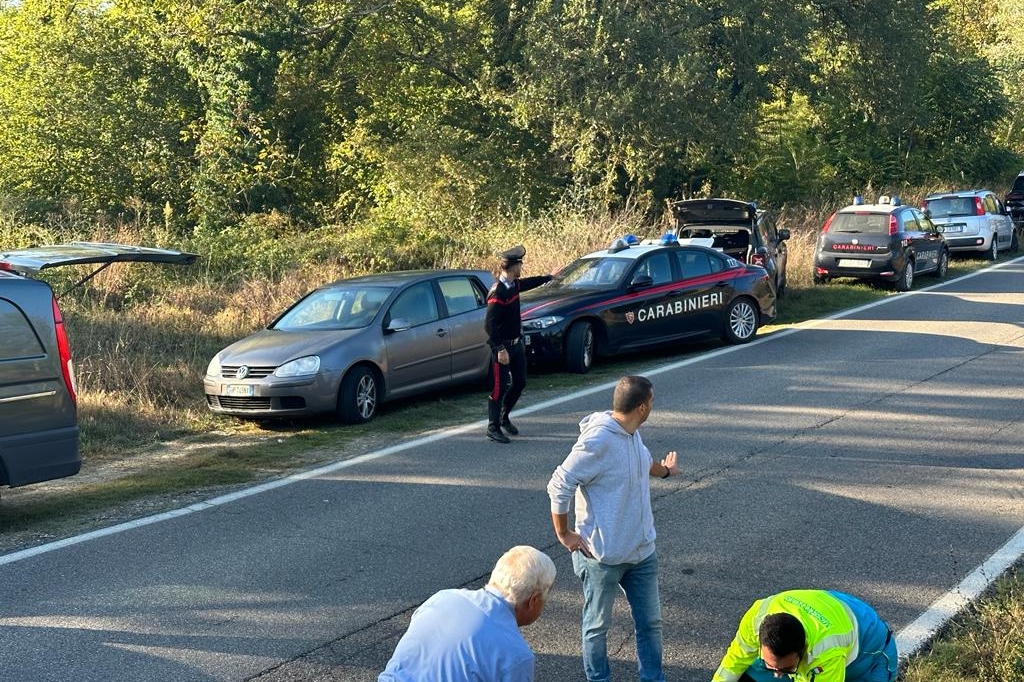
[499, 244, 526, 265]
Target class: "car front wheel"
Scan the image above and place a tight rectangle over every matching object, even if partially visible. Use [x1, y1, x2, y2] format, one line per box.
[987, 236, 998, 261]
[722, 298, 758, 344]
[337, 365, 379, 423]
[565, 321, 596, 374]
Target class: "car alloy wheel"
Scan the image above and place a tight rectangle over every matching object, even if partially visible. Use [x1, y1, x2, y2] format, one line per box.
[565, 321, 595, 374]
[895, 260, 914, 291]
[723, 298, 758, 344]
[987, 237, 998, 261]
[338, 365, 379, 424]
[934, 250, 949, 278]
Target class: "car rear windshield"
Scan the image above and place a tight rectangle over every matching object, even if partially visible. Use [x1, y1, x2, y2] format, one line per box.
[828, 212, 890, 234]
[273, 285, 393, 330]
[924, 196, 976, 217]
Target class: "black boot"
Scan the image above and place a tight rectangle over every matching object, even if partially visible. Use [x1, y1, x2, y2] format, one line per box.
[487, 401, 510, 443]
[500, 412, 519, 436]
[487, 426, 510, 443]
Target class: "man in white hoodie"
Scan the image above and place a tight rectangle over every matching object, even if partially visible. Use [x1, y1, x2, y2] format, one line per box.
[547, 375, 680, 682]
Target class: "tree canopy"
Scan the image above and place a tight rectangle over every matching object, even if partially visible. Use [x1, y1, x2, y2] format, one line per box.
[0, 0, 1020, 232]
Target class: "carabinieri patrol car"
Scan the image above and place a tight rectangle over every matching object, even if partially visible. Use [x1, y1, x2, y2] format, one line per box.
[519, 234, 777, 373]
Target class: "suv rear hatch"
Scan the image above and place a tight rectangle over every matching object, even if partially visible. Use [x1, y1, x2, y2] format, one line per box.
[670, 199, 756, 262]
[0, 242, 196, 488]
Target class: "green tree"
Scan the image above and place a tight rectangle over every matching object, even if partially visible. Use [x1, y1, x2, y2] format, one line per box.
[0, 0, 199, 225]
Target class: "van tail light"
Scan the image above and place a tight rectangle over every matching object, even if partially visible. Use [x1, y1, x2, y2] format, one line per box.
[52, 297, 77, 405]
[822, 213, 836, 232]
[974, 197, 985, 215]
[889, 215, 898, 236]
[750, 249, 767, 268]
[0, 261, 12, 271]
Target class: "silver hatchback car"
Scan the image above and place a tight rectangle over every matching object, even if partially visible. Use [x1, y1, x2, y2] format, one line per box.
[922, 189, 1018, 259]
[204, 269, 496, 423]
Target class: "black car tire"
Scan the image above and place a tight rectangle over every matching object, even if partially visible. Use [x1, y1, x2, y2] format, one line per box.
[933, 249, 949, 278]
[565, 321, 596, 374]
[895, 260, 914, 292]
[722, 297, 759, 344]
[987, 236, 998, 261]
[337, 365, 379, 424]
[1010, 229, 1019, 253]
[775, 272, 787, 298]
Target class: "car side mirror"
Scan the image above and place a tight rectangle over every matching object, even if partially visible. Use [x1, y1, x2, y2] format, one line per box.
[629, 274, 654, 290]
[386, 318, 411, 333]
[777, 228, 791, 241]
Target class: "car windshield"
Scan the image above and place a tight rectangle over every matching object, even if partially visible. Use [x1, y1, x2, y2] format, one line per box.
[550, 257, 631, 289]
[925, 197, 976, 217]
[273, 285, 394, 330]
[829, 212, 890, 234]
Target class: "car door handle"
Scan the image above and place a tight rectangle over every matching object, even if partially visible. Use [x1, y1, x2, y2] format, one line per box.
[715, 281, 730, 288]
[436, 328, 448, 337]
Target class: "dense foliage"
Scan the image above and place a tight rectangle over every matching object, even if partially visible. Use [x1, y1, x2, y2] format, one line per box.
[0, 0, 1021, 239]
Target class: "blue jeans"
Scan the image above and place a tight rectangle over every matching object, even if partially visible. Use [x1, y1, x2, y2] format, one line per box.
[572, 550, 665, 682]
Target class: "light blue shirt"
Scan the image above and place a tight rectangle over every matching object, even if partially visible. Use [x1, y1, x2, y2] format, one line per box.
[379, 586, 534, 682]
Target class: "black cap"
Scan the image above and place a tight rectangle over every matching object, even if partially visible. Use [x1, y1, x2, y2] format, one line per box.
[500, 244, 526, 266]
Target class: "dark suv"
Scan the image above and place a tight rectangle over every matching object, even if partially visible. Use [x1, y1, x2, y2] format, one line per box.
[0, 270, 80, 488]
[1006, 171, 1024, 230]
[669, 198, 791, 295]
[0, 241, 197, 489]
[813, 195, 949, 291]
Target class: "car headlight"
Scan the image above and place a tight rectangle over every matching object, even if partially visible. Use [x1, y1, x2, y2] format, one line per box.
[275, 355, 321, 377]
[206, 356, 222, 377]
[522, 316, 564, 330]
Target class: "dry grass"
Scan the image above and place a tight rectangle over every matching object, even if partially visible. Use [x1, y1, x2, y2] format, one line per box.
[901, 565, 1024, 681]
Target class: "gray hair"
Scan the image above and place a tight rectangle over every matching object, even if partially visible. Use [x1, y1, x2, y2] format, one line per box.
[487, 546, 556, 606]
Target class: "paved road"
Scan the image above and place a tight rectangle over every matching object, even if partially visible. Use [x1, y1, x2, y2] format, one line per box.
[3, 261, 1024, 682]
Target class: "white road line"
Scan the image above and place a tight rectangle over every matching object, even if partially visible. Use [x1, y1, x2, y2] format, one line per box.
[3, 257, 1024, 662]
[895, 525, 1024, 660]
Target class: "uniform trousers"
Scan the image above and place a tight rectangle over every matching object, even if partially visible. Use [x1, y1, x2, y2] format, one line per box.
[488, 341, 526, 428]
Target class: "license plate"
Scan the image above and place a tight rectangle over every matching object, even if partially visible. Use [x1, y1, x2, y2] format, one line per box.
[838, 258, 870, 268]
[226, 384, 254, 397]
[939, 224, 964, 233]
[523, 335, 531, 346]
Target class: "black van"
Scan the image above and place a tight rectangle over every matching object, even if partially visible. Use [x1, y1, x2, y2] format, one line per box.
[0, 242, 197, 489]
[0, 271, 80, 487]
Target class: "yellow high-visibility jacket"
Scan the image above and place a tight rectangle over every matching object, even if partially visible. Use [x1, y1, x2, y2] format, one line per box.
[713, 590, 859, 682]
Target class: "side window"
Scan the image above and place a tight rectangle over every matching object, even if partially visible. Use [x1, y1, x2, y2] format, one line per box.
[913, 208, 936, 233]
[757, 217, 776, 244]
[983, 194, 998, 214]
[900, 210, 919, 232]
[438, 277, 484, 317]
[640, 252, 672, 285]
[388, 282, 440, 327]
[0, 300, 45, 361]
[674, 250, 713, 279]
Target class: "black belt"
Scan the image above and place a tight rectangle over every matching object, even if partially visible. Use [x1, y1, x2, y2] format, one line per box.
[501, 337, 521, 347]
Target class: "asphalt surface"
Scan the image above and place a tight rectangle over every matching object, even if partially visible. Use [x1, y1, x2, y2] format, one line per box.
[2, 260, 1024, 682]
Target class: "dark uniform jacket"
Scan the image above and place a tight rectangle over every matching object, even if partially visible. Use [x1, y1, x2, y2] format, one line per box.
[485, 275, 551, 351]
